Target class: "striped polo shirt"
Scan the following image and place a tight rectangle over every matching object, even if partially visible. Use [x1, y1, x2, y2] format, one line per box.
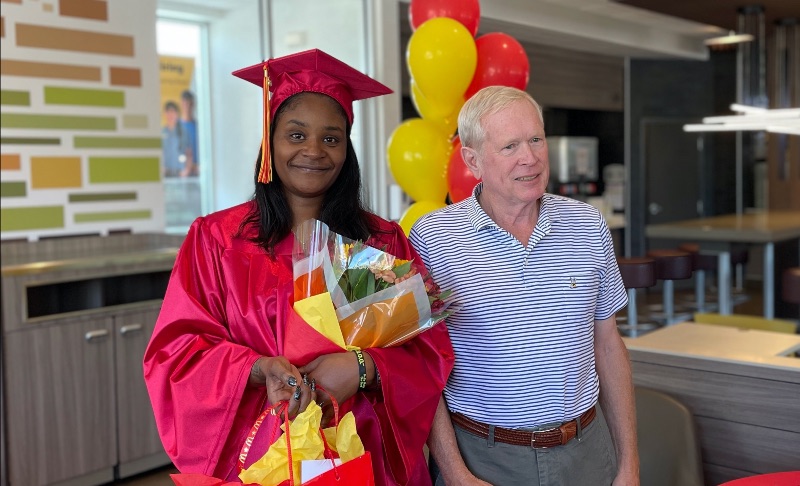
[409, 185, 627, 428]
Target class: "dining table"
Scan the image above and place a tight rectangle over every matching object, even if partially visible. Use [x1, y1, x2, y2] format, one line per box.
[645, 210, 800, 319]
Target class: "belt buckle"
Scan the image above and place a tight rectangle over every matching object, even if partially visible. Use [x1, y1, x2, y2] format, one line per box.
[530, 425, 559, 448]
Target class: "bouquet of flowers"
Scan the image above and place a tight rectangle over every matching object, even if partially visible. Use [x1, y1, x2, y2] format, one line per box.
[291, 219, 453, 351]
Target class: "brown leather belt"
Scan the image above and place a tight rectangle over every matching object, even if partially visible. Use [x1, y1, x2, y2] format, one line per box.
[451, 406, 596, 448]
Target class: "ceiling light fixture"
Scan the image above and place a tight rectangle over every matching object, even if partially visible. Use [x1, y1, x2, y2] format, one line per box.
[683, 105, 800, 134]
[704, 31, 755, 47]
[730, 103, 767, 114]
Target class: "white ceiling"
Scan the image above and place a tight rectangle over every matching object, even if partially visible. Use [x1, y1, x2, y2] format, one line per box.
[158, 0, 723, 59]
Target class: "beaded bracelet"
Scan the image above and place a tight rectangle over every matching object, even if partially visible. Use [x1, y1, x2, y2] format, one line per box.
[353, 349, 367, 389]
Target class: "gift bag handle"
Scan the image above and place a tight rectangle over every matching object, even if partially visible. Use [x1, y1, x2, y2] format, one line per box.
[314, 384, 340, 427]
[312, 385, 342, 480]
[238, 400, 293, 479]
[238, 388, 344, 484]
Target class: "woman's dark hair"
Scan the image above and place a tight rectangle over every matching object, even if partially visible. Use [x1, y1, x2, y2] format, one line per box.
[238, 93, 381, 256]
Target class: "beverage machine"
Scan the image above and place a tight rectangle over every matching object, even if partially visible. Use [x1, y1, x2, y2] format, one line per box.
[546, 136, 600, 200]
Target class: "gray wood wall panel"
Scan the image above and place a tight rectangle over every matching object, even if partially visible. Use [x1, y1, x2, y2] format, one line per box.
[695, 416, 800, 474]
[628, 349, 800, 383]
[629, 347, 800, 483]
[631, 361, 800, 432]
[1, 233, 183, 266]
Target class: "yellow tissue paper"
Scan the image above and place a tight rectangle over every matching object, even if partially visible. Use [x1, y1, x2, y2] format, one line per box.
[293, 292, 347, 350]
[239, 402, 324, 485]
[239, 402, 366, 486]
[322, 411, 365, 463]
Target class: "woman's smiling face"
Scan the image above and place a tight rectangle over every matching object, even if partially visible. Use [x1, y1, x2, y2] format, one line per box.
[271, 92, 348, 199]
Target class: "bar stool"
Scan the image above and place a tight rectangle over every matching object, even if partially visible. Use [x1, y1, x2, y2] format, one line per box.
[782, 267, 800, 305]
[730, 245, 750, 295]
[678, 243, 719, 313]
[679, 243, 750, 310]
[646, 249, 693, 325]
[616, 257, 658, 337]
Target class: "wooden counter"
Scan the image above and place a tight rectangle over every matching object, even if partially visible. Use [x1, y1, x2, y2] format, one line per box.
[644, 210, 800, 244]
[1, 233, 183, 486]
[623, 323, 800, 485]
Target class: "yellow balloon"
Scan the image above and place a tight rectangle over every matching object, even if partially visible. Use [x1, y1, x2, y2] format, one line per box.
[410, 79, 463, 138]
[407, 17, 477, 106]
[387, 118, 452, 203]
[399, 200, 447, 235]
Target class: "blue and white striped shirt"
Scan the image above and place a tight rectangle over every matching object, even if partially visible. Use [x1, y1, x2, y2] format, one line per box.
[409, 185, 627, 428]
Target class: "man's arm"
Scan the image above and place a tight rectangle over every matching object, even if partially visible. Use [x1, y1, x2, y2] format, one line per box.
[594, 315, 640, 486]
[427, 396, 492, 486]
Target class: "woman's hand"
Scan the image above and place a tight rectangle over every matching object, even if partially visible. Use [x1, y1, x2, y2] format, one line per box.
[300, 351, 374, 425]
[250, 356, 315, 418]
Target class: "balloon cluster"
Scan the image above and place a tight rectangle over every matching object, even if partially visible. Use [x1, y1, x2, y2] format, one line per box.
[387, 0, 531, 234]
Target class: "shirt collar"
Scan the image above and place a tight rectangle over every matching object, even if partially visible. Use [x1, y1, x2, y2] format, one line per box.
[466, 183, 495, 232]
[466, 183, 562, 233]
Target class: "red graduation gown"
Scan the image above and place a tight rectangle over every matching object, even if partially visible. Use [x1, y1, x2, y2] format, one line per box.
[143, 202, 454, 485]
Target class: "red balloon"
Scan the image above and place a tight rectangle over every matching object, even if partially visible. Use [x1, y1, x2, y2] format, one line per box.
[409, 0, 480, 37]
[447, 139, 481, 203]
[465, 33, 530, 100]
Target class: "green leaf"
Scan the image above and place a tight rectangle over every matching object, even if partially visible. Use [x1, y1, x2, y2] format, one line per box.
[393, 260, 413, 279]
[351, 268, 370, 300]
[366, 270, 376, 295]
[338, 273, 352, 301]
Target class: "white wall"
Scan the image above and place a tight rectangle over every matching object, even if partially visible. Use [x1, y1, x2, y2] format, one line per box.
[205, 1, 266, 211]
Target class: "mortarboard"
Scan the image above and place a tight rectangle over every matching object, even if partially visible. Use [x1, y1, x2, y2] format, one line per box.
[232, 48, 393, 184]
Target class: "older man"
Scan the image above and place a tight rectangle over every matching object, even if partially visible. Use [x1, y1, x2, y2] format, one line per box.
[410, 86, 639, 486]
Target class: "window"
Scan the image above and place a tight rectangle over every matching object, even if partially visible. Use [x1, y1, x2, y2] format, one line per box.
[156, 19, 209, 232]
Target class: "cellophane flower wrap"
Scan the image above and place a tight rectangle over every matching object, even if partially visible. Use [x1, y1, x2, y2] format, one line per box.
[292, 219, 453, 349]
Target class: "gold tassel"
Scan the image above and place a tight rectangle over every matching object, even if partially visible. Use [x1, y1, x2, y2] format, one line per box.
[258, 65, 272, 184]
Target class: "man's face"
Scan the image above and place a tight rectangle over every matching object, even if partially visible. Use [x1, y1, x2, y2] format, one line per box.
[465, 99, 549, 206]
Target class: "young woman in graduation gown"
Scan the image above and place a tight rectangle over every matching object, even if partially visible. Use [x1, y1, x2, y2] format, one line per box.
[143, 49, 454, 486]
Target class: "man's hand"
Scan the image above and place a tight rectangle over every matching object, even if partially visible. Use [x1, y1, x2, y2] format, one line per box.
[611, 468, 640, 486]
[445, 471, 493, 486]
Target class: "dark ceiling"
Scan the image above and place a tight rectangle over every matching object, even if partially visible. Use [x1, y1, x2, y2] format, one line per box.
[614, 0, 800, 33]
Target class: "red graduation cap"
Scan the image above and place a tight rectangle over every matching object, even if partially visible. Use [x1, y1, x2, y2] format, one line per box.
[232, 49, 392, 184]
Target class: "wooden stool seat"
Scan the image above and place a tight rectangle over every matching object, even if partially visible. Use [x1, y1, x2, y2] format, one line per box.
[618, 257, 656, 289]
[678, 243, 749, 269]
[647, 249, 693, 281]
[646, 249, 693, 325]
[616, 257, 658, 337]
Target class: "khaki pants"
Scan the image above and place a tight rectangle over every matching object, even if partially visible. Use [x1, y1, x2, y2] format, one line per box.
[431, 406, 617, 486]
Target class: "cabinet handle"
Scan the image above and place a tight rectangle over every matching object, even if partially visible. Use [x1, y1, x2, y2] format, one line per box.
[120, 324, 143, 336]
[85, 329, 110, 343]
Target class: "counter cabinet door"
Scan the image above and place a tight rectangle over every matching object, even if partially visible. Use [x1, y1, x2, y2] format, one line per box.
[4, 315, 116, 486]
[114, 304, 170, 476]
